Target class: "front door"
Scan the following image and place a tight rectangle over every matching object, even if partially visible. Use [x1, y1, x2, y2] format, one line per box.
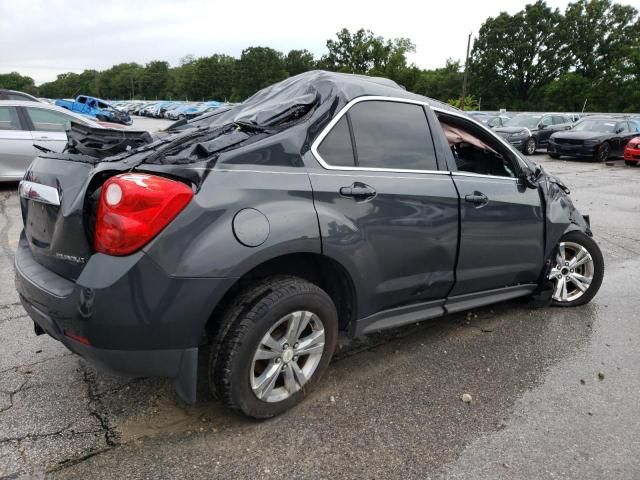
[308, 98, 459, 319]
[432, 110, 545, 296]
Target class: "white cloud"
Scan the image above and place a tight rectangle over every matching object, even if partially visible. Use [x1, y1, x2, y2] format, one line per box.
[0, 0, 572, 84]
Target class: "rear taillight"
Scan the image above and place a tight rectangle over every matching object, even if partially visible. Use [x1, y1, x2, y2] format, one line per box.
[94, 173, 193, 256]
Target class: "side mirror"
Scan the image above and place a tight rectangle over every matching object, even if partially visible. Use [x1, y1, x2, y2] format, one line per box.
[538, 123, 548, 130]
[521, 164, 544, 189]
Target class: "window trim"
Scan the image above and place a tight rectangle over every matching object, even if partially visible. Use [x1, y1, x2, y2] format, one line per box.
[311, 96, 448, 175]
[311, 95, 529, 177]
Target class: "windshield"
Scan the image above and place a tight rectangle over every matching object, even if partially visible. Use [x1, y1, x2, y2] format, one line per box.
[573, 119, 616, 133]
[505, 115, 542, 128]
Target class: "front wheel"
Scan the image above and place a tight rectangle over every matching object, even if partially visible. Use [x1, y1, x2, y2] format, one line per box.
[548, 231, 604, 307]
[524, 137, 537, 155]
[210, 277, 338, 418]
[594, 143, 610, 162]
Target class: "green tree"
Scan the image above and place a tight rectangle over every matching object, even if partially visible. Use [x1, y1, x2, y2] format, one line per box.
[0, 72, 37, 94]
[285, 49, 316, 77]
[413, 60, 463, 102]
[447, 95, 479, 111]
[140, 61, 170, 100]
[469, 1, 569, 109]
[234, 47, 288, 100]
[321, 28, 415, 77]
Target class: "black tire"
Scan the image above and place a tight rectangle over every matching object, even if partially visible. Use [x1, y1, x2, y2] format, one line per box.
[551, 231, 604, 308]
[524, 137, 537, 155]
[549, 152, 561, 159]
[594, 142, 610, 162]
[210, 276, 338, 418]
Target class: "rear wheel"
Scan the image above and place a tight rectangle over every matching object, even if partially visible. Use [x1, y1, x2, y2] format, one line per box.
[210, 277, 338, 418]
[549, 231, 604, 307]
[524, 137, 537, 155]
[594, 142, 610, 162]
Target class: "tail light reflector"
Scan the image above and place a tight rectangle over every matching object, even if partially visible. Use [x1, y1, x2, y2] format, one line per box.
[94, 173, 193, 256]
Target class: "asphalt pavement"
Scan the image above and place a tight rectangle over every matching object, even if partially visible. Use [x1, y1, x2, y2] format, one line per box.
[1, 136, 639, 479]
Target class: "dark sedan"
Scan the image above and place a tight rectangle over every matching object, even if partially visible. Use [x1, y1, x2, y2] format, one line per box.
[495, 113, 573, 155]
[548, 117, 640, 161]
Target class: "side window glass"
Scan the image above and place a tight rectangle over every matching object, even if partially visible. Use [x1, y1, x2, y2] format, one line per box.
[349, 101, 438, 170]
[540, 116, 552, 128]
[77, 97, 86, 104]
[437, 114, 517, 178]
[627, 122, 638, 133]
[26, 108, 75, 132]
[0, 107, 22, 130]
[317, 115, 355, 167]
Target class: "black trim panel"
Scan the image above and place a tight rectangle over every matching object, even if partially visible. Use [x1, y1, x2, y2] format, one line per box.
[354, 284, 537, 337]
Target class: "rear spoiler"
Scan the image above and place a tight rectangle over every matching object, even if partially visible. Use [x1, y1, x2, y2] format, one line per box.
[65, 122, 153, 159]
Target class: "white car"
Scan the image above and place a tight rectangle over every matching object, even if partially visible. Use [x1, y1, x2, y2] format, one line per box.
[0, 100, 105, 181]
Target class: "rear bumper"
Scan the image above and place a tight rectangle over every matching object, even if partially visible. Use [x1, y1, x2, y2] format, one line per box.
[548, 141, 596, 157]
[15, 232, 235, 403]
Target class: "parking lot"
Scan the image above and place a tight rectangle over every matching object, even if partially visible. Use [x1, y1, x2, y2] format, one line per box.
[1, 130, 639, 478]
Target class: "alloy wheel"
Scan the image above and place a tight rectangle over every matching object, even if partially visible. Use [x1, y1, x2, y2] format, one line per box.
[548, 241, 594, 303]
[526, 138, 536, 155]
[250, 310, 325, 403]
[597, 143, 610, 161]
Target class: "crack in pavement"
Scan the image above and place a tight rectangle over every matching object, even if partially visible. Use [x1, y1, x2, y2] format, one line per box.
[0, 423, 74, 444]
[0, 353, 75, 376]
[81, 363, 119, 448]
[0, 377, 29, 415]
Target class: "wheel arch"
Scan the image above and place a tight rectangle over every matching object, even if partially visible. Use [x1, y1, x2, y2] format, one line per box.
[205, 252, 358, 339]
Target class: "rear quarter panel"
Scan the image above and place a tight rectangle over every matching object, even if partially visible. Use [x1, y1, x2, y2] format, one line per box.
[143, 165, 321, 278]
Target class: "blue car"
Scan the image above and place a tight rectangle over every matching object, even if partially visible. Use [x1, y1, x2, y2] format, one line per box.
[55, 95, 132, 125]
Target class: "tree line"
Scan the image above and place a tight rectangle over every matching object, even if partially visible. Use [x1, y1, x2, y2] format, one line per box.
[1, 0, 639, 112]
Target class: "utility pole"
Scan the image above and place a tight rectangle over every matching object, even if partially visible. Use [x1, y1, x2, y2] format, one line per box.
[461, 32, 472, 110]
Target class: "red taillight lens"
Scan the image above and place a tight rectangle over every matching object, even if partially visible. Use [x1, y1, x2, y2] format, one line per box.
[94, 173, 193, 256]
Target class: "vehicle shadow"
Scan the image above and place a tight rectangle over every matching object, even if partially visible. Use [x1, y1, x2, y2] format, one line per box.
[87, 297, 595, 460]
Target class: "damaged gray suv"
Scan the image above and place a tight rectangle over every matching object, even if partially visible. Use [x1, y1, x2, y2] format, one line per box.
[15, 71, 603, 418]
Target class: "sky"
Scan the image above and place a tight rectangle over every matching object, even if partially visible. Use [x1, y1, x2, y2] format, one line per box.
[1, 0, 579, 85]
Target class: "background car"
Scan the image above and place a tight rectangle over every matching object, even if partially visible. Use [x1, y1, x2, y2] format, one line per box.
[0, 89, 40, 102]
[624, 136, 640, 166]
[548, 116, 640, 161]
[0, 100, 104, 181]
[494, 113, 573, 154]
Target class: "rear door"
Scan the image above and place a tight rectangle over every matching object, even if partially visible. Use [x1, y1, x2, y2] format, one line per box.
[0, 105, 37, 179]
[308, 98, 459, 320]
[24, 106, 76, 152]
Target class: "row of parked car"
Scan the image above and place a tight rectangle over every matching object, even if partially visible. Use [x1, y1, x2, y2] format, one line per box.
[2, 87, 640, 184]
[111, 100, 227, 121]
[469, 110, 640, 163]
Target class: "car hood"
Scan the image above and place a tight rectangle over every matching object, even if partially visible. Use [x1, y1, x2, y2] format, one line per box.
[494, 126, 532, 135]
[550, 130, 609, 141]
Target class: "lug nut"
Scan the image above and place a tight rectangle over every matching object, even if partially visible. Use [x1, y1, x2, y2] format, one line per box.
[283, 343, 289, 349]
[293, 356, 298, 361]
[570, 269, 574, 273]
[294, 343, 299, 349]
[565, 262, 569, 266]
[275, 358, 281, 364]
